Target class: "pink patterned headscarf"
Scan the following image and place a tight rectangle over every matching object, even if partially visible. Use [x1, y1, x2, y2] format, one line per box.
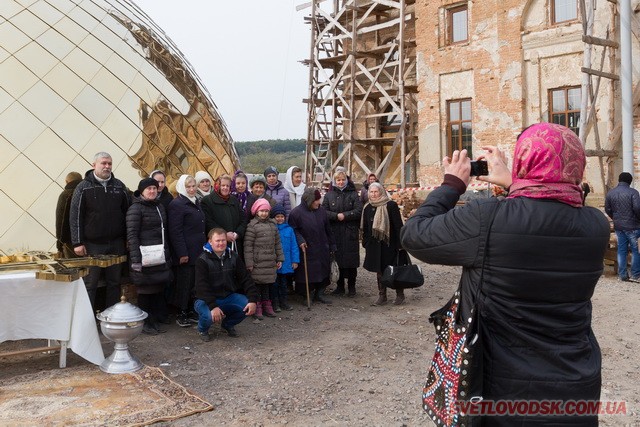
[507, 123, 585, 207]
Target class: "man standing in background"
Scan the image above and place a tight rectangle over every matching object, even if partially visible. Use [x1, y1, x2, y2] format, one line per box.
[70, 152, 130, 311]
[55, 171, 82, 258]
[605, 172, 640, 282]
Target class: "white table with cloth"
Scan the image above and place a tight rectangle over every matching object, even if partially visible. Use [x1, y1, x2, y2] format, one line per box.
[0, 272, 105, 367]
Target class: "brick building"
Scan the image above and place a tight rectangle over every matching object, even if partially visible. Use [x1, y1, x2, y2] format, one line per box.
[415, 0, 640, 198]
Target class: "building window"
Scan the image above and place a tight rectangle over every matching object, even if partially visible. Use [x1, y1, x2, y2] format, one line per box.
[552, 0, 578, 24]
[549, 87, 581, 134]
[447, 99, 472, 156]
[447, 5, 468, 44]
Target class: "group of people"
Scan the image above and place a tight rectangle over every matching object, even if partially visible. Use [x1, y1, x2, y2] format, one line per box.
[56, 158, 408, 339]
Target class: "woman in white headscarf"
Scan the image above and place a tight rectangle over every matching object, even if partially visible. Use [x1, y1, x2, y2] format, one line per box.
[284, 166, 306, 208]
[195, 170, 213, 201]
[168, 175, 206, 327]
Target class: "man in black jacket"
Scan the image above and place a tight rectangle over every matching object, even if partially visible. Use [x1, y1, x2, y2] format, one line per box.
[193, 228, 258, 341]
[605, 172, 640, 281]
[70, 152, 130, 310]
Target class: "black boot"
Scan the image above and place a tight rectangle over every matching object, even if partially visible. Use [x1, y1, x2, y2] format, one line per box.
[347, 277, 356, 297]
[142, 319, 158, 335]
[313, 286, 332, 304]
[331, 279, 345, 295]
[372, 276, 387, 306]
[280, 298, 293, 311]
[393, 288, 405, 305]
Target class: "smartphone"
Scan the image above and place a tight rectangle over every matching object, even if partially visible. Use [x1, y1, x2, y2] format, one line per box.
[469, 160, 489, 176]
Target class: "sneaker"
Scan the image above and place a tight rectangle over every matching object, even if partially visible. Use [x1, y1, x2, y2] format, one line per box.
[222, 325, 239, 338]
[280, 302, 293, 311]
[629, 276, 640, 283]
[187, 311, 199, 324]
[618, 277, 630, 282]
[198, 330, 211, 342]
[176, 314, 191, 328]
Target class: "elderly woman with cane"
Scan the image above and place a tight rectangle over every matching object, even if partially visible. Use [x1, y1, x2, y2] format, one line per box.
[288, 187, 336, 305]
[401, 123, 609, 426]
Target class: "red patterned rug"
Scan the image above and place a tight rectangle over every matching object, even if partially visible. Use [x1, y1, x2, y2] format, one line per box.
[0, 365, 213, 426]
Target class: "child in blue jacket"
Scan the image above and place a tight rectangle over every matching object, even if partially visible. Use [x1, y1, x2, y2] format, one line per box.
[271, 204, 299, 311]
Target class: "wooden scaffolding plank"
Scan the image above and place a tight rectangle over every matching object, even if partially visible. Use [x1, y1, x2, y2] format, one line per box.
[581, 67, 619, 80]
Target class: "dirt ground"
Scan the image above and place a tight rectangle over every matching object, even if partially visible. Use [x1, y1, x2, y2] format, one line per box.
[1, 254, 639, 426]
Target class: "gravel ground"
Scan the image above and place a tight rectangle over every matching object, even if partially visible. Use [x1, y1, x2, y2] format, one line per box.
[1, 255, 638, 426]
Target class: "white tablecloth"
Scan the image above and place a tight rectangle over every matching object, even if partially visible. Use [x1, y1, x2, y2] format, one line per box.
[0, 272, 105, 365]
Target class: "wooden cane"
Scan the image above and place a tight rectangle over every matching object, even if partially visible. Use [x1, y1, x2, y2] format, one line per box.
[303, 248, 311, 310]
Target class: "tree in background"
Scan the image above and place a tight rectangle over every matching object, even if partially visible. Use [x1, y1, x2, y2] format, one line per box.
[235, 139, 305, 173]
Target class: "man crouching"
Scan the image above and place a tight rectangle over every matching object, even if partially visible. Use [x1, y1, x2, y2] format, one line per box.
[194, 228, 258, 341]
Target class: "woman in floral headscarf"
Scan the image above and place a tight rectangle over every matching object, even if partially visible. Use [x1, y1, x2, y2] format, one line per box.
[231, 170, 250, 211]
[401, 123, 609, 426]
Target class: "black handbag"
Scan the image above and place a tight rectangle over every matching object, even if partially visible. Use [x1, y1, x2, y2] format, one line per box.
[381, 252, 424, 289]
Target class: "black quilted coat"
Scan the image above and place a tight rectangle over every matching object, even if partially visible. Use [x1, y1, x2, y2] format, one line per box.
[322, 182, 362, 269]
[126, 194, 172, 293]
[604, 181, 640, 231]
[401, 183, 609, 426]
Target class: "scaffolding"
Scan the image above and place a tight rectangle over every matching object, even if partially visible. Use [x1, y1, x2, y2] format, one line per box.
[579, 0, 640, 193]
[302, 0, 418, 188]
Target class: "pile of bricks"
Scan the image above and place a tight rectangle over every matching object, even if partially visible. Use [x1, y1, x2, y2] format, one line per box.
[391, 190, 425, 219]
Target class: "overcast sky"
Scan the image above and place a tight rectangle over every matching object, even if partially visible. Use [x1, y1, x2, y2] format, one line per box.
[134, 0, 310, 142]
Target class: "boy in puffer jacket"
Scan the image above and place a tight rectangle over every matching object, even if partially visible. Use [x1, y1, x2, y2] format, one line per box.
[244, 198, 284, 319]
[271, 204, 299, 311]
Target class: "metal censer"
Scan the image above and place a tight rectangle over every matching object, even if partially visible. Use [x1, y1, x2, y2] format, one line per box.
[96, 296, 147, 374]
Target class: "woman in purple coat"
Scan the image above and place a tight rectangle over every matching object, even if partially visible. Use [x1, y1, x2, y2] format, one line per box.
[264, 166, 292, 217]
[288, 187, 336, 304]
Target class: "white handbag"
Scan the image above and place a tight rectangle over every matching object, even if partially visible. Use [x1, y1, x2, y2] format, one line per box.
[330, 258, 340, 285]
[140, 207, 166, 267]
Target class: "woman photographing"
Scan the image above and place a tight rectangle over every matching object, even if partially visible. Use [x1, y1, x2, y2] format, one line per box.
[401, 123, 609, 426]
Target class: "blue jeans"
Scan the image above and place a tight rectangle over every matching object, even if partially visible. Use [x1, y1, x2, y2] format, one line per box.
[194, 293, 249, 333]
[615, 229, 640, 280]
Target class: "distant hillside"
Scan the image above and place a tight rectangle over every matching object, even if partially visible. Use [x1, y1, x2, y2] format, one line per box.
[234, 139, 306, 174]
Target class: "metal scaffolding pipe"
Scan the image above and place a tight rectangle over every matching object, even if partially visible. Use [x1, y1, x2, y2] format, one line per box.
[620, 0, 634, 173]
